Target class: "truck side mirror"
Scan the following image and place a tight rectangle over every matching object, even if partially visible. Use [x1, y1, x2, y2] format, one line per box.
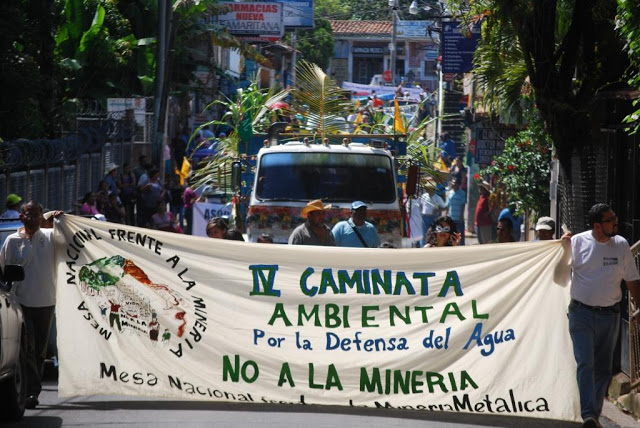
[1, 265, 24, 292]
[231, 160, 242, 191]
[406, 164, 419, 196]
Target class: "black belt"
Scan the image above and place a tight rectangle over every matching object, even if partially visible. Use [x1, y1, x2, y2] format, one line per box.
[571, 299, 620, 312]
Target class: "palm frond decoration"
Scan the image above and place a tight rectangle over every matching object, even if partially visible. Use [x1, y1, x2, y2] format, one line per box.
[187, 78, 289, 190]
[289, 60, 353, 138]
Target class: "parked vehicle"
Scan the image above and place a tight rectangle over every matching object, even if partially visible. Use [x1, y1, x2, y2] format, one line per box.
[0, 264, 27, 421]
[0, 219, 22, 248]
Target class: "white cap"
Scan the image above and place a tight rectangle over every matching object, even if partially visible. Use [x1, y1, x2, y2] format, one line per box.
[535, 216, 556, 231]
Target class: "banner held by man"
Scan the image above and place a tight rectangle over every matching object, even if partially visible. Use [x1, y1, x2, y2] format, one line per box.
[55, 215, 580, 422]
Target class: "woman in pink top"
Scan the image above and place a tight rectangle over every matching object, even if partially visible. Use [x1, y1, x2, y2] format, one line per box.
[80, 192, 100, 215]
[182, 186, 197, 235]
[151, 203, 182, 233]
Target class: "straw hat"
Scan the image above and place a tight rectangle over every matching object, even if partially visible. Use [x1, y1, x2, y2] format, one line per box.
[300, 199, 332, 218]
[105, 162, 118, 175]
[478, 181, 491, 192]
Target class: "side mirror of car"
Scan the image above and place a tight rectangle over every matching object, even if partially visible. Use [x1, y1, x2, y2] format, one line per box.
[1, 265, 25, 292]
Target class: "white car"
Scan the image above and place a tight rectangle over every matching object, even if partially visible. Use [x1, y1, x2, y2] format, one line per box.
[0, 264, 26, 420]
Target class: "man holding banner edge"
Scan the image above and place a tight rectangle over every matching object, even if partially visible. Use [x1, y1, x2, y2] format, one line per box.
[562, 203, 640, 428]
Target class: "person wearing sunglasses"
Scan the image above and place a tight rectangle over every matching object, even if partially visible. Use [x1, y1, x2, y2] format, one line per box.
[424, 216, 461, 247]
[561, 203, 640, 427]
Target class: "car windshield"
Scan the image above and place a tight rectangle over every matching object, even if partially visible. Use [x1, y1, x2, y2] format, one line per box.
[255, 152, 396, 203]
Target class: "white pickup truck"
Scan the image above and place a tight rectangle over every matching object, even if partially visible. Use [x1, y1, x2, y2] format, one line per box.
[0, 264, 26, 421]
[246, 140, 402, 245]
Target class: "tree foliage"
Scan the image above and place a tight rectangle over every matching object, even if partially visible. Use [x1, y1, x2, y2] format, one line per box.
[0, 0, 265, 140]
[617, 0, 640, 134]
[346, 0, 391, 21]
[479, 105, 552, 217]
[313, 0, 352, 20]
[452, 0, 630, 171]
[56, 0, 151, 102]
[0, 0, 61, 139]
[293, 18, 335, 71]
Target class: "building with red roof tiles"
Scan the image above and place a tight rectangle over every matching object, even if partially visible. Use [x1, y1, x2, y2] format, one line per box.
[328, 20, 440, 92]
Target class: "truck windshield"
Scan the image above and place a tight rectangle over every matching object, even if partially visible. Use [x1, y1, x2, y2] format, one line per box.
[255, 152, 396, 203]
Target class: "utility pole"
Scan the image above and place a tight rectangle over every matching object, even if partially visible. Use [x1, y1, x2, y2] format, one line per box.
[152, 0, 172, 168]
[389, 0, 398, 85]
[291, 31, 297, 88]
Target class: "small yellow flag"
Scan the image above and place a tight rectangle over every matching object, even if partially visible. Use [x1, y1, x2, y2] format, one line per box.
[434, 158, 450, 173]
[180, 157, 191, 178]
[354, 112, 363, 133]
[175, 157, 191, 186]
[394, 99, 406, 134]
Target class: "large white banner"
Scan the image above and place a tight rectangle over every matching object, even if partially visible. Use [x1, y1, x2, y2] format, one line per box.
[341, 81, 425, 99]
[55, 215, 580, 422]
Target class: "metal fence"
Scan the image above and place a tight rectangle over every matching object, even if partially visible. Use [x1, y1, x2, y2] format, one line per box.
[556, 130, 640, 383]
[0, 117, 134, 213]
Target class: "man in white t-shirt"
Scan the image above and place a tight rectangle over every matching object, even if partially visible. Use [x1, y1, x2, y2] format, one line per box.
[562, 203, 640, 428]
[420, 184, 448, 244]
[0, 201, 62, 410]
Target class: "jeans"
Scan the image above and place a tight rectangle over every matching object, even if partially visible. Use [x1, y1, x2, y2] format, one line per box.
[568, 301, 620, 421]
[21, 305, 55, 397]
[184, 207, 193, 235]
[476, 225, 492, 244]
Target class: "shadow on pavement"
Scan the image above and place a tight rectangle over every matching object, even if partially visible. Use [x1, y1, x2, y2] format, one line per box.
[4, 417, 62, 428]
[16, 400, 580, 427]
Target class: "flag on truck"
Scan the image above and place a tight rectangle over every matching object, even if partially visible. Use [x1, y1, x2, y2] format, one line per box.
[394, 98, 406, 133]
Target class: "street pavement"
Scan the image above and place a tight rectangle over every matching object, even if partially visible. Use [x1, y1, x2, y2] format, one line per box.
[3, 374, 638, 428]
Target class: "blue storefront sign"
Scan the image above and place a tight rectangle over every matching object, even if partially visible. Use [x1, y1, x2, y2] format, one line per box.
[441, 21, 480, 73]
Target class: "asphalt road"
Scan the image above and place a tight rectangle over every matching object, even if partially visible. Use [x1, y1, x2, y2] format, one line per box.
[4, 373, 639, 428]
[0, 371, 597, 428]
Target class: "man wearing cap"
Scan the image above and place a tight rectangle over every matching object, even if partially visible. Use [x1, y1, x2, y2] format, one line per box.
[288, 200, 336, 246]
[332, 201, 380, 248]
[535, 216, 556, 240]
[1, 193, 22, 218]
[561, 203, 640, 427]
